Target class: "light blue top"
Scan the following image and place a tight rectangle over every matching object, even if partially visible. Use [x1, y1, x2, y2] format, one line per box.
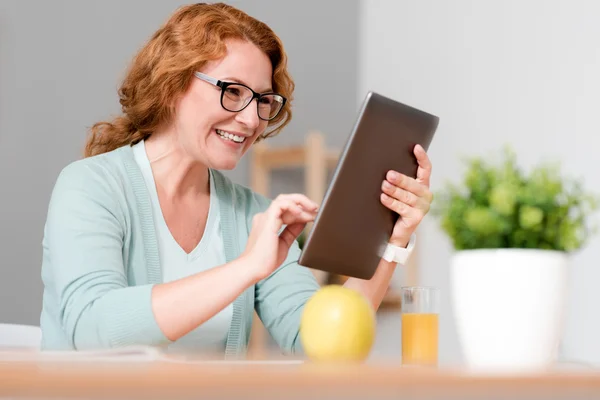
[39, 144, 320, 359]
[131, 140, 231, 354]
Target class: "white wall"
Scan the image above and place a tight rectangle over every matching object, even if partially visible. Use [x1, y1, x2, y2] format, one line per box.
[360, 0, 600, 367]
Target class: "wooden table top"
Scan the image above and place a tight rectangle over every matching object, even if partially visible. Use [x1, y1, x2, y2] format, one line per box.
[0, 354, 599, 399]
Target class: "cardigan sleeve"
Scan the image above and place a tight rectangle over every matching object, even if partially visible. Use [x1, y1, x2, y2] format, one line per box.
[247, 193, 321, 355]
[43, 161, 171, 349]
[254, 241, 320, 355]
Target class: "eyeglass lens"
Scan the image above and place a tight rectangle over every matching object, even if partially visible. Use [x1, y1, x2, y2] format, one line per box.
[222, 84, 284, 120]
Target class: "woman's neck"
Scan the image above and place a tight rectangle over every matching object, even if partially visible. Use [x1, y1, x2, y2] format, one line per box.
[143, 132, 209, 199]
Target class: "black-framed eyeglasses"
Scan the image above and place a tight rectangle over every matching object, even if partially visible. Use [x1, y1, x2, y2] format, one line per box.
[194, 72, 286, 121]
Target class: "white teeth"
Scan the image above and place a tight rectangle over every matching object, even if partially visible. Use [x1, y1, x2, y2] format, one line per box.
[216, 129, 245, 143]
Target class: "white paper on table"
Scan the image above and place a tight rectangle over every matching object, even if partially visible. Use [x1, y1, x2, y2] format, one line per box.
[0, 345, 164, 363]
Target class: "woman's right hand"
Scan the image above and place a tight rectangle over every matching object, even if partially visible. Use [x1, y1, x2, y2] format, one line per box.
[243, 194, 319, 281]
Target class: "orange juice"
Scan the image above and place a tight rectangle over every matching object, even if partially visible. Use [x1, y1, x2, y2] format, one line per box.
[401, 313, 438, 366]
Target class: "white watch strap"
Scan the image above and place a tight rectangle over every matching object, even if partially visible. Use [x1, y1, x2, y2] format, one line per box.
[382, 233, 417, 264]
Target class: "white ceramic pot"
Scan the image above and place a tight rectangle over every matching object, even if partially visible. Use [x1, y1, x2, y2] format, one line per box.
[450, 249, 569, 373]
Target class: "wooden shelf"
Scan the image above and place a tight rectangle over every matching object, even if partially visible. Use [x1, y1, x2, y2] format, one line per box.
[252, 143, 339, 170]
[380, 290, 402, 311]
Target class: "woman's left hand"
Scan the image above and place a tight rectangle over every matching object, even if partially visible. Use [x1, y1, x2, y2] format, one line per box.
[380, 144, 433, 248]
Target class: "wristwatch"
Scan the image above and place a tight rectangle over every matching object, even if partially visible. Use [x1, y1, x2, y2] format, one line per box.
[382, 233, 417, 264]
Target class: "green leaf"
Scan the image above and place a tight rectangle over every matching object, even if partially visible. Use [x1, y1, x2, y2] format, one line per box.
[519, 205, 544, 231]
[489, 183, 518, 216]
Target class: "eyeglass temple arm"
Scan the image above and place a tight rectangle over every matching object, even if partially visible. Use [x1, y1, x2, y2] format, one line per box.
[194, 72, 220, 86]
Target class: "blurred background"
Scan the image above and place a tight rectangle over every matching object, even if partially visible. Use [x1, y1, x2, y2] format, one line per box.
[1, 0, 599, 367]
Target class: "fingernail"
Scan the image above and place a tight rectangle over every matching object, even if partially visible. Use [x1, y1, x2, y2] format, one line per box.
[388, 170, 399, 182]
[382, 180, 392, 189]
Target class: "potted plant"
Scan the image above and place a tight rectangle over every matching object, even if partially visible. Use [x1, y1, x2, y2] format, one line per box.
[433, 146, 599, 372]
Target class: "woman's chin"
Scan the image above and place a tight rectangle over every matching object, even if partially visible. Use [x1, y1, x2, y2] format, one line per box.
[207, 155, 240, 171]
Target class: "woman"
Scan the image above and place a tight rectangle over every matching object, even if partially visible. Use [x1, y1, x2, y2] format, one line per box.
[39, 3, 434, 358]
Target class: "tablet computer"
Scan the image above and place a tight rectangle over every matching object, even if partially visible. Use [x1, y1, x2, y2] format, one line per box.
[298, 91, 439, 280]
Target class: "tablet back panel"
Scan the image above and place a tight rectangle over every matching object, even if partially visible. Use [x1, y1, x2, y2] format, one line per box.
[298, 92, 439, 280]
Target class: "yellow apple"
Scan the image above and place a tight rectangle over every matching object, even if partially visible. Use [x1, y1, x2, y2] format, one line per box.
[300, 285, 376, 362]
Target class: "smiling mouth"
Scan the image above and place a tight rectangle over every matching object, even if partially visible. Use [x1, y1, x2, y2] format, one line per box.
[216, 129, 246, 144]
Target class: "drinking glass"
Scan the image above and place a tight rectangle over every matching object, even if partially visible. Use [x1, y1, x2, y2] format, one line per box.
[401, 286, 440, 366]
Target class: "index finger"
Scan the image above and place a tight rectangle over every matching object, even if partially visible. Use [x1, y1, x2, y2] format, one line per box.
[414, 144, 432, 187]
[266, 198, 317, 233]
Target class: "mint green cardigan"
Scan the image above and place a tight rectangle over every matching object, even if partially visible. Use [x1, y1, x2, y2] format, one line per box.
[39, 145, 320, 358]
